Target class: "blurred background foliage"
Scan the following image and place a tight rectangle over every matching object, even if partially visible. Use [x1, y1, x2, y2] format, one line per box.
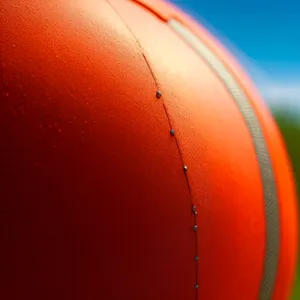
[272, 110, 300, 300]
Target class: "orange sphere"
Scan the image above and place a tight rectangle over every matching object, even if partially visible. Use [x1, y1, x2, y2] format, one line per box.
[1, 0, 298, 299]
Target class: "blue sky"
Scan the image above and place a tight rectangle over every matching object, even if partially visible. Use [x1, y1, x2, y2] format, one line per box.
[170, 0, 300, 110]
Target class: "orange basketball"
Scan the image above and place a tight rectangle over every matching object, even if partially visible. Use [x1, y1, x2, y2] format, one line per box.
[1, 0, 298, 299]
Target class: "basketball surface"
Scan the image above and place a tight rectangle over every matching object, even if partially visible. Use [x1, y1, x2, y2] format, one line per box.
[1, 0, 298, 299]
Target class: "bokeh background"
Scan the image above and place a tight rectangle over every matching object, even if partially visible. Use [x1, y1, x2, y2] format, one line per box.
[170, 0, 300, 298]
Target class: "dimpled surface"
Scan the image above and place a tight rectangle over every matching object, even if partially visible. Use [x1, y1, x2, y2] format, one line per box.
[0, 0, 298, 300]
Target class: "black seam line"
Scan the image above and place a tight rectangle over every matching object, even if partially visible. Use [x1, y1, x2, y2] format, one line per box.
[106, 1, 199, 299]
[168, 19, 280, 300]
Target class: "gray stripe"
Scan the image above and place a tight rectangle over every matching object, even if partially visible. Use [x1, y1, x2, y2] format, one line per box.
[169, 19, 279, 300]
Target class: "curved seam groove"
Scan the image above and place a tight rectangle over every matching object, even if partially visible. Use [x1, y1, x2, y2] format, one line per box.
[106, 1, 199, 299]
[168, 18, 280, 300]
[130, 0, 168, 21]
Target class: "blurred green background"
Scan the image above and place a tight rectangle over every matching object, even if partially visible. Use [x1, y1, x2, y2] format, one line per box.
[273, 110, 300, 300]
